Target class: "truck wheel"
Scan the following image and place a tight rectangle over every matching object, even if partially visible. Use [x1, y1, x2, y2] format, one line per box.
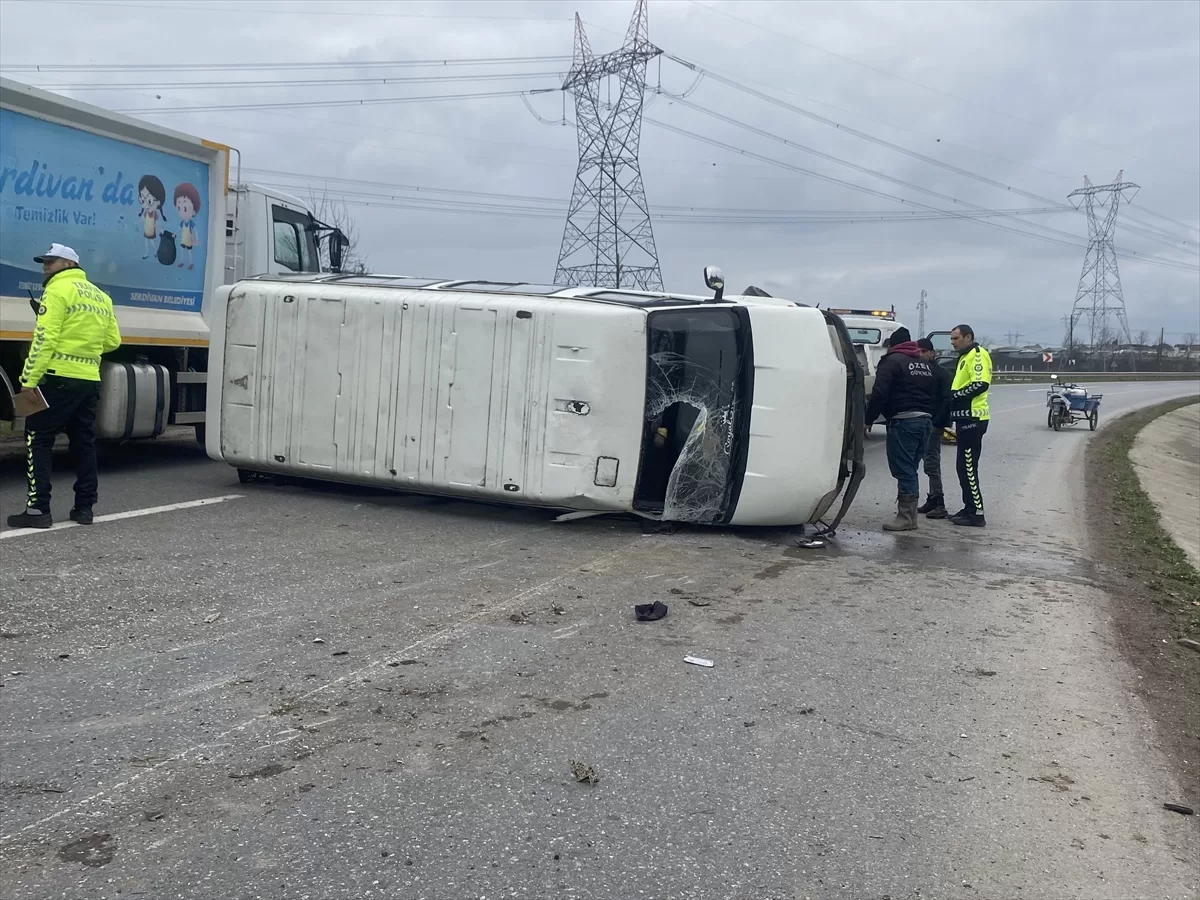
[237, 468, 257, 484]
[1089, 409, 1098, 431]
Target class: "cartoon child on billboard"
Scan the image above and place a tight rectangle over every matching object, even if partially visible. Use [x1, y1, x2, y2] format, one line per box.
[173, 182, 201, 270]
[138, 174, 167, 259]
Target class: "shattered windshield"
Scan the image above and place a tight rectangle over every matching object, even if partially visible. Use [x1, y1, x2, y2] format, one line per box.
[635, 308, 750, 524]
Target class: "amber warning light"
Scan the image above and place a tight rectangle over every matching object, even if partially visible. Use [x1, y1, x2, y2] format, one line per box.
[827, 308, 896, 320]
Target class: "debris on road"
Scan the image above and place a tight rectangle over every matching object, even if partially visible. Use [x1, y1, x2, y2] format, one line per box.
[311, 638, 325, 644]
[635, 601, 668, 622]
[1177, 638, 1200, 653]
[799, 706, 816, 715]
[332, 650, 349, 657]
[1163, 803, 1194, 816]
[509, 612, 531, 624]
[203, 613, 220, 624]
[550, 602, 566, 615]
[229, 763, 290, 780]
[687, 598, 712, 607]
[973, 668, 998, 676]
[569, 759, 599, 784]
[684, 656, 714, 668]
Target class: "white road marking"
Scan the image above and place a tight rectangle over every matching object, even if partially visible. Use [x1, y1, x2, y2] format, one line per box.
[0, 494, 244, 540]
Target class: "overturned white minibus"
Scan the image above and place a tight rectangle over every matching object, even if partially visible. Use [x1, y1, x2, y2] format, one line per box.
[205, 268, 865, 528]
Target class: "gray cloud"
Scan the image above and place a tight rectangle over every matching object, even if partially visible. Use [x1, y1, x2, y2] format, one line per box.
[3, 0, 1197, 344]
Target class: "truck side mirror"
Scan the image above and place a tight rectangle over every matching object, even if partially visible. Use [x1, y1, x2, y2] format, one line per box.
[329, 231, 349, 274]
[703, 265, 725, 303]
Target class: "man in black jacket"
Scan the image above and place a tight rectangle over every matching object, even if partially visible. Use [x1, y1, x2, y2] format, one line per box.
[864, 327, 938, 531]
[916, 338, 952, 519]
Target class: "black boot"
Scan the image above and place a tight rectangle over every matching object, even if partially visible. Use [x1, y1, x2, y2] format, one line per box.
[70, 507, 94, 525]
[7, 509, 53, 529]
[918, 494, 946, 515]
[950, 508, 986, 528]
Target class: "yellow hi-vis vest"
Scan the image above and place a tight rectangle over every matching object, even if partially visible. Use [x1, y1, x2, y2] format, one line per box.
[21, 268, 122, 388]
[950, 344, 992, 421]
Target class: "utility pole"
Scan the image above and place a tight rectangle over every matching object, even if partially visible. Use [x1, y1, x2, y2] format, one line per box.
[917, 289, 928, 336]
[1156, 326, 1165, 371]
[554, 1, 663, 290]
[1068, 171, 1138, 371]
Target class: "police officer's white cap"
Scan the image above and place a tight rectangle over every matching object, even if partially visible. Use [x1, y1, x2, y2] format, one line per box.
[34, 243, 80, 264]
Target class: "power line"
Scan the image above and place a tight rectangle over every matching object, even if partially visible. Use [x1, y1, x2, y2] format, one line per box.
[0, 54, 573, 74]
[27, 71, 569, 92]
[654, 97, 1199, 273]
[28, 0, 576, 23]
[256, 178, 1069, 226]
[666, 55, 1199, 256]
[642, 114, 1199, 273]
[112, 89, 540, 115]
[248, 165, 1068, 219]
[1127, 204, 1200, 237]
[685, 0, 1190, 175]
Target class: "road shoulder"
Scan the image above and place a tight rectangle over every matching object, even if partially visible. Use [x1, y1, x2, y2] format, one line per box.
[1087, 397, 1200, 810]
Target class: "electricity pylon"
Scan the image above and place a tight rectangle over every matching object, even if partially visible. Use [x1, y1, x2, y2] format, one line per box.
[1067, 172, 1138, 363]
[553, 0, 663, 291]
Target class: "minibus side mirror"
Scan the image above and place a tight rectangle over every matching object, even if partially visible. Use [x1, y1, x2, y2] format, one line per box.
[703, 265, 725, 303]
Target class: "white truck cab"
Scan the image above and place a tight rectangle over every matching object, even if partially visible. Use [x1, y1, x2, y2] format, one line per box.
[826, 307, 908, 398]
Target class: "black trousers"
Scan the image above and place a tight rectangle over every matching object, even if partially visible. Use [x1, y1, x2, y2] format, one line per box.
[23, 375, 101, 512]
[955, 419, 989, 513]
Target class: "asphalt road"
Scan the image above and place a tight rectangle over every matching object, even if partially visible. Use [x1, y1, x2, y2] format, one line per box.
[2, 382, 1198, 900]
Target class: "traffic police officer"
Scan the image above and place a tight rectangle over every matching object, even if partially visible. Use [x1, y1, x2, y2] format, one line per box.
[948, 323, 991, 527]
[7, 243, 122, 530]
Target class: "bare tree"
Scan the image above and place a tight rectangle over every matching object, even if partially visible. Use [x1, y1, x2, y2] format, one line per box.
[306, 188, 370, 274]
[1134, 329, 1150, 348]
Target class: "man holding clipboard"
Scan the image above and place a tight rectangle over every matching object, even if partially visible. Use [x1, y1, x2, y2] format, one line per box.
[8, 244, 122, 530]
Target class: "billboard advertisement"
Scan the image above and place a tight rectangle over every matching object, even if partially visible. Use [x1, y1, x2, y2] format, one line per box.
[0, 108, 211, 313]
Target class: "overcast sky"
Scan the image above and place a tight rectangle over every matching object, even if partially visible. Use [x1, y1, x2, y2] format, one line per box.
[2, 0, 1198, 344]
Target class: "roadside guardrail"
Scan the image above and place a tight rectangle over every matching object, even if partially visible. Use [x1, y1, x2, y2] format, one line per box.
[992, 371, 1200, 383]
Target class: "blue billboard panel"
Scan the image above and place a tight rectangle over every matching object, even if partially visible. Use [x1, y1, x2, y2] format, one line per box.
[0, 108, 211, 313]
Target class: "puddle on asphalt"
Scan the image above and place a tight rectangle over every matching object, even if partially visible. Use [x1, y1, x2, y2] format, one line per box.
[780, 528, 1096, 583]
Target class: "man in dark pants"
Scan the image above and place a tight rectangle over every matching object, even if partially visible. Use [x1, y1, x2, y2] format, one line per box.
[865, 327, 938, 531]
[948, 323, 992, 527]
[916, 338, 952, 519]
[7, 243, 122, 530]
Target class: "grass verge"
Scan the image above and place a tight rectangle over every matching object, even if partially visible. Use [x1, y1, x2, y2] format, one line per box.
[1086, 396, 1200, 807]
[1093, 396, 1200, 636]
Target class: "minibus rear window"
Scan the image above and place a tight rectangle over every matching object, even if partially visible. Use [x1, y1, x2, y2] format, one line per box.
[635, 308, 752, 523]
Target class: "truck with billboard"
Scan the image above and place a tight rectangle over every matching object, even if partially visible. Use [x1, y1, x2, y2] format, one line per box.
[0, 77, 346, 443]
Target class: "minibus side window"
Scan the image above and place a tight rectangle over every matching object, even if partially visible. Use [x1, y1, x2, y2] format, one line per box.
[635, 308, 750, 523]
